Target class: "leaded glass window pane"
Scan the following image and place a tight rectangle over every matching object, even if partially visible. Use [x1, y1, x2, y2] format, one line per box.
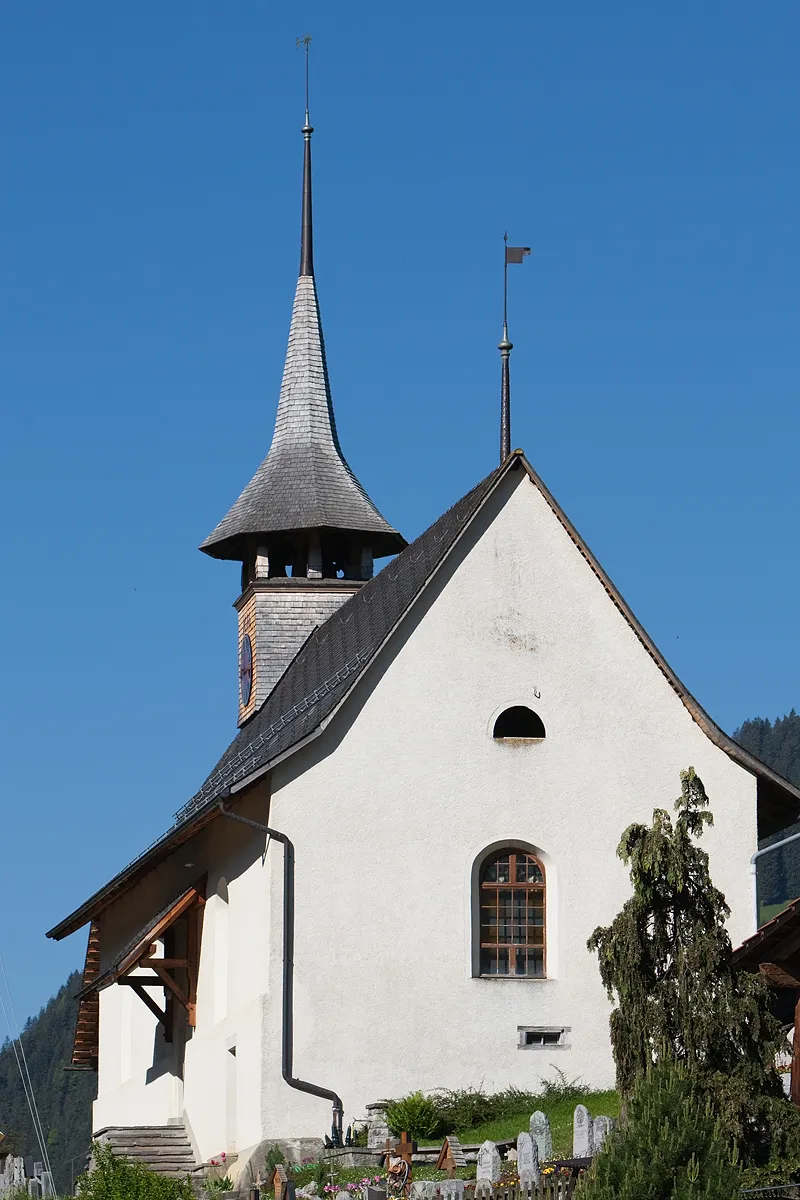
[479, 850, 546, 978]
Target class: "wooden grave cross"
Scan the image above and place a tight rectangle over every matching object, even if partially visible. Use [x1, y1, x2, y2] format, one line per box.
[385, 1132, 415, 1197]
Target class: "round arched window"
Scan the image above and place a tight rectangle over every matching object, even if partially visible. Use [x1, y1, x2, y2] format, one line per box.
[479, 849, 545, 977]
[493, 707, 546, 740]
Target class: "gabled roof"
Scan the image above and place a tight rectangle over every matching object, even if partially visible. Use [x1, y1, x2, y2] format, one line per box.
[48, 451, 800, 941]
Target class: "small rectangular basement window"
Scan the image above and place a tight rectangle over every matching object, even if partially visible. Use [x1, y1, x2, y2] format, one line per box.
[518, 1026, 570, 1049]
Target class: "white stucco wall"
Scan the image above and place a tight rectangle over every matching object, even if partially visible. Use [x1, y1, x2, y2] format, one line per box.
[93, 785, 273, 1163]
[91, 467, 760, 1159]
[255, 467, 758, 1137]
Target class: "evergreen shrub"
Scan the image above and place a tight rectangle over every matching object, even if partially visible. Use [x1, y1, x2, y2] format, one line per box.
[385, 1092, 442, 1140]
[580, 1058, 740, 1200]
[588, 767, 800, 1165]
[265, 1145, 287, 1171]
[76, 1144, 194, 1200]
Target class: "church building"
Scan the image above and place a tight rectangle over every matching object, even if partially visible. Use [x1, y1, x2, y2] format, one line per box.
[47, 96, 800, 1180]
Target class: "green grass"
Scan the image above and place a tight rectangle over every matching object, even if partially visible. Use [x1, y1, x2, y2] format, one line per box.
[422, 1089, 621, 1160]
[291, 1087, 622, 1190]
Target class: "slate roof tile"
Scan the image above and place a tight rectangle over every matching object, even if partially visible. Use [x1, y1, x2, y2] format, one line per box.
[201, 276, 405, 560]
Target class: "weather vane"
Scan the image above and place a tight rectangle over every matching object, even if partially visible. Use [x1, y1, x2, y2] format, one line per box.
[296, 34, 312, 121]
[499, 233, 531, 464]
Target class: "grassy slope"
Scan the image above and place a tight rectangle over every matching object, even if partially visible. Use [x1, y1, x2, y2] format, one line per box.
[296, 1089, 622, 1189]
[451, 1089, 621, 1158]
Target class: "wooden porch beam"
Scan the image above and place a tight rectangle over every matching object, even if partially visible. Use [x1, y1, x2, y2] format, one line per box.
[151, 966, 191, 1011]
[123, 980, 168, 1028]
[139, 958, 189, 969]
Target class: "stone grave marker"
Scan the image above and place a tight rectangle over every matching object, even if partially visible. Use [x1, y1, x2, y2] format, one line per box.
[573, 1104, 592, 1158]
[529, 1111, 553, 1163]
[476, 1141, 501, 1184]
[439, 1180, 465, 1200]
[516, 1132, 540, 1186]
[592, 1116, 613, 1153]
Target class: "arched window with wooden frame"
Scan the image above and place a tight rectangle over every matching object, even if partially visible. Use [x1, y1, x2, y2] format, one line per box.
[479, 849, 546, 977]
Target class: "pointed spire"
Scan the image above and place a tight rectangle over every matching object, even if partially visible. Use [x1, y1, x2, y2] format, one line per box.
[201, 59, 405, 567]
[299, 35, 314, 278]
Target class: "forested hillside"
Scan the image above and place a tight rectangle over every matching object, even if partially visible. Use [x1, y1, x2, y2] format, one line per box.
[734, 710, 800, 789]
[0, 971, 95, 1194]
[733, 709, 800, 919]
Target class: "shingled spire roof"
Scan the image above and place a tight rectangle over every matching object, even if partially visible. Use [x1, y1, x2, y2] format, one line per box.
[201, 107, 405, 563]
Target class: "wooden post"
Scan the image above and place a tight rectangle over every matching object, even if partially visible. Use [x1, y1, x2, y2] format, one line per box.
[791, 993, 800, 1107]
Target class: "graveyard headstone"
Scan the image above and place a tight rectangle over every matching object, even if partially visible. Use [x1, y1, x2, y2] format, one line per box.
[573, 1104, 592, 1158]
[439, 1180, 465, 1200]
[476, 1141, 501, 1184]
[529, 1111, 553, 1162]
[516, 1132, 540, 1186]
[591, 1116, 613, 1154]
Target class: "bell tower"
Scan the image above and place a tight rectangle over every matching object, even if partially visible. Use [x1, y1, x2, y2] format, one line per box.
[200, 86, 405, 725]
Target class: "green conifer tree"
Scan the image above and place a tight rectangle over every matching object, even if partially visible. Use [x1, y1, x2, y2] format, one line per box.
[580, 1058, 740, 1200]
[588, 767, 800, 1162]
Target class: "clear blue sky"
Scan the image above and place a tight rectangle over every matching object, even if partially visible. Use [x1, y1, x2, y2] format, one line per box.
[1, 2, 798, 1023]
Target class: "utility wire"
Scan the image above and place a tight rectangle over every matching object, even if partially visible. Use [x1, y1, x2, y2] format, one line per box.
[0, 951, 56, 1187]
[0, 983, 49, 1171]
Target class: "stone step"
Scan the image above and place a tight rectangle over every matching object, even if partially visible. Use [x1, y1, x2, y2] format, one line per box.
[94, 1124, 197, 1178]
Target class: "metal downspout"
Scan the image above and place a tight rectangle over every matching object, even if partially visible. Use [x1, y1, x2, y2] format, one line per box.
[217, 794, 344, 1142]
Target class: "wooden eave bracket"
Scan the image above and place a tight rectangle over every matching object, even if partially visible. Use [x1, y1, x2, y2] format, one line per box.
[111, 881, 206, 1031]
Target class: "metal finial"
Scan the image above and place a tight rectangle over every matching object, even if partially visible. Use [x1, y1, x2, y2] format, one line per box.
[499, 234, 530, 464]
[296, 34, 312, 126]
[297, 35, 314, 277]
[500, 233, 512, 463]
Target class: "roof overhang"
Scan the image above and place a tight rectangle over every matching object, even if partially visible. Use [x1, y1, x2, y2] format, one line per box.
[200, 524, 407, 563]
